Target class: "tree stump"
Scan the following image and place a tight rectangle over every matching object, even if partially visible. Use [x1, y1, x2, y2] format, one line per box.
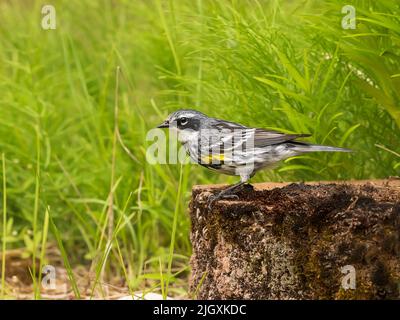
[189, 179, 400, 299]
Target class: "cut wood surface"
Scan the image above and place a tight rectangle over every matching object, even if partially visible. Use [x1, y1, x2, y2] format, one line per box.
[189, 179, 400, 299]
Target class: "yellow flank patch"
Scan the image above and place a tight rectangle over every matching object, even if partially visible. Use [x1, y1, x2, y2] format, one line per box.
[201, 154, 225, 164]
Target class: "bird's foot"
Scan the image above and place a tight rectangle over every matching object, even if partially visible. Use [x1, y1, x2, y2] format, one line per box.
[207, 191, 240, 210]
[242, 183, 254, 191]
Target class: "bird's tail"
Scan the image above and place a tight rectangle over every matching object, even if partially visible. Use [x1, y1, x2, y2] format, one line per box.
[291, 143, 352, 153]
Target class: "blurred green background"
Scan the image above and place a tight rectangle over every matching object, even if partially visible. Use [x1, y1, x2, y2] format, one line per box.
[0, 0, 399, 298]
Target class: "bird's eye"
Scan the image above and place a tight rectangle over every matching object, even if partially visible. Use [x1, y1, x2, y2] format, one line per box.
[179, 117, 188, 126]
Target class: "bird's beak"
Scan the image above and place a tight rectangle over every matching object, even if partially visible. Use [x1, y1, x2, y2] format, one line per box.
[157, 120, 169, 128]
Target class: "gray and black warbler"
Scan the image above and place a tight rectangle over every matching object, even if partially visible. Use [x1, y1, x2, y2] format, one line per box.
[157, 109, 351, 208]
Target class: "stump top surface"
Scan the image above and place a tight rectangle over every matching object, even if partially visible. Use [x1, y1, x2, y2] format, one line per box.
[193, 178, 400, 192]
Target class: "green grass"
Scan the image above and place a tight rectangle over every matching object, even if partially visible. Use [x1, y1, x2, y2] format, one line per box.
[0, 0, 399, 298]
[1, 154, 7, 297]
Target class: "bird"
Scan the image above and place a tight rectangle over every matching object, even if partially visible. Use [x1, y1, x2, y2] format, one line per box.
[157, 109, 351, 209]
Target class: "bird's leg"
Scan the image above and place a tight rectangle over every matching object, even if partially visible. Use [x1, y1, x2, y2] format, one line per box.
[207, 181, 246, 210]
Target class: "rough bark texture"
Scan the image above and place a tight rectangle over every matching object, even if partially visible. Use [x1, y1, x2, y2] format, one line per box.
[189, 179, 400, 300]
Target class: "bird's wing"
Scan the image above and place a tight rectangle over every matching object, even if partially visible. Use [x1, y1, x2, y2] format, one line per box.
[211, 119, 310, 146]
[252, 128, 311, 147]
[198, 122, 310, 164]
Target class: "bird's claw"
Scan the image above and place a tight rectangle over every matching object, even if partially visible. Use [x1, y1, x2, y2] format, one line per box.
[207, 195, 217, 210]
[221, 194, 240, 200]
[207, 193, 240, 210]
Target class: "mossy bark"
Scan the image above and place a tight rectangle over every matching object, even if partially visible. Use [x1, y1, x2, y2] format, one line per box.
[189, 180, 400, 300]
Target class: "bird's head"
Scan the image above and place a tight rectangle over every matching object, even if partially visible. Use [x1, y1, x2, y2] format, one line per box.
[157, 109, 207, 130]
[157, 110, 207, 142]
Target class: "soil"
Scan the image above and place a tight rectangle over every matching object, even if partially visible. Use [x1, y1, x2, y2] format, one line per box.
[0, 245, 185, 300]
[189, 179, 400, 299]
[0, 246, 130, 299]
